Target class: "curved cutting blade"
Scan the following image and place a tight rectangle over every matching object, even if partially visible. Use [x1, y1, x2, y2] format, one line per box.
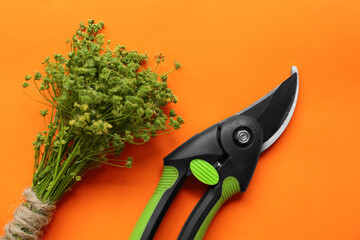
[237, 66, 299, 152]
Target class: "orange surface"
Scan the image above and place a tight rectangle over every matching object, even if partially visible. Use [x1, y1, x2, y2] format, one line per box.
[0, 0, 360, 239]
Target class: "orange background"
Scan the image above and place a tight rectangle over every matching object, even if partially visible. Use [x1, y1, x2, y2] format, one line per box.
[0, 0, 360, 239]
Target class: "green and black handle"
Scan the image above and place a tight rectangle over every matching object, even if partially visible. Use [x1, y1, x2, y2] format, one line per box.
[130, 115, 263, 240]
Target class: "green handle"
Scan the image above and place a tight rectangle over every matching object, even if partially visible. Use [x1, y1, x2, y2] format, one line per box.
[130, 165, 184, 240]
[178, 177, 241, 240]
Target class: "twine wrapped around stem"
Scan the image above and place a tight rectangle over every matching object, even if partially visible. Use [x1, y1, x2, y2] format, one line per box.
[1, 188, 56, 240]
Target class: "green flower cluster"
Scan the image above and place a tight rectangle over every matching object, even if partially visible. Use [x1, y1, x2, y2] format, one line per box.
[25, 20, 183, 203]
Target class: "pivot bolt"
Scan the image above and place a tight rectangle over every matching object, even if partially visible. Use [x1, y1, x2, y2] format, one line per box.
[236, 130, 250, 144]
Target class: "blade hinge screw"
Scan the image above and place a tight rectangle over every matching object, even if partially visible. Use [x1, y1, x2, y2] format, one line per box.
[236, 130, 250, 144]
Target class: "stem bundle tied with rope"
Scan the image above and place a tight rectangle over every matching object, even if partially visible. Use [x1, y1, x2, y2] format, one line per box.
[2, 20, 183, 240]
[2, 188, 55, 240]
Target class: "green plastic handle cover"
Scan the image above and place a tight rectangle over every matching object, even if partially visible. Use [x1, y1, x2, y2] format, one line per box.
[195, 177, 240, 239]
[129, 166, 179, 240]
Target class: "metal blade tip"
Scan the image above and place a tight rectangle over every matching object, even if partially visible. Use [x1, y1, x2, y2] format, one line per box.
[260, 66, 299, 152]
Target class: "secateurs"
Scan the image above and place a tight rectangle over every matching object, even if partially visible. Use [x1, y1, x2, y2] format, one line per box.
[130, 66, 299, 240]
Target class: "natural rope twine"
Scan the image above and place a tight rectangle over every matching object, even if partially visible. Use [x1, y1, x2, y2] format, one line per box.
[1, 187, 56, 240]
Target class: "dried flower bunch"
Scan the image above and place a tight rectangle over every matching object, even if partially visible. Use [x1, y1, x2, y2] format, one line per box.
[2, 20, 183, 240]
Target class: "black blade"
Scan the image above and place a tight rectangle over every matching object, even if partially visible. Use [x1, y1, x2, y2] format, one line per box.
[238, 67, 299, 151]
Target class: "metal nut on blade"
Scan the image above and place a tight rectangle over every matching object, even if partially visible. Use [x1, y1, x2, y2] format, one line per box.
[236, 130, 250, 144]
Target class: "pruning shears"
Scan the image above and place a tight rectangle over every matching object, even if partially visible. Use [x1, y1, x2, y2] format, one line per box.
[130, 66, 299, 240]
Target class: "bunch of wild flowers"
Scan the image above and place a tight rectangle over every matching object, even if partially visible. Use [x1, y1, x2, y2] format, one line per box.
[2, 20, 183, 240]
